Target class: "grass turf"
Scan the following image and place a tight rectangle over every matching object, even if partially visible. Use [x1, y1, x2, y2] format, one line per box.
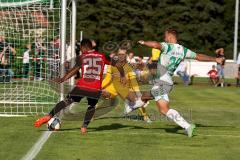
[0, 85, 240, 160]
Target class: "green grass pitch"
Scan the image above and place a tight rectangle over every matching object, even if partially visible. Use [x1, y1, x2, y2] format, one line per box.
[0, 84, 240, 160]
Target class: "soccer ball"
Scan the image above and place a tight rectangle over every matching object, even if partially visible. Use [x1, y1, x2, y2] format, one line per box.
[47, 117, 61, 131]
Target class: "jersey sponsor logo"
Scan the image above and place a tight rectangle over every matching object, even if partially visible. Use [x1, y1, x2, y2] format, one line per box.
[83, 74, 100, 80]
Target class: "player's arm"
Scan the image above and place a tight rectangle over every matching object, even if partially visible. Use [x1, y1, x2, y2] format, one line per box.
[185, 48, 224, 64]
[53, 56, 81, 83]
[102, 66, 112, 89]
[59, 66, 81, 82]
[148, 57, 153, 64]
[138, 40, 162, 50]
[195, 54, 224, 64]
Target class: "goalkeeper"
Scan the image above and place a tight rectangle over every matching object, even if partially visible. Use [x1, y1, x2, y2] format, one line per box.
[101, 46, 151, 122]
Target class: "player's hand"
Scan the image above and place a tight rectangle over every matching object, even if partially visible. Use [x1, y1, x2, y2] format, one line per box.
[120, 76, 127, 85]
[51, 77, 64, 84]
[216, 57, 225, 65]
[102, 90, 111, 98]
[138, 40, 144, 45]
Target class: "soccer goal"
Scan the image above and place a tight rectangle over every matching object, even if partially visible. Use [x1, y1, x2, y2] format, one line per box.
[0, 0, 76, 116]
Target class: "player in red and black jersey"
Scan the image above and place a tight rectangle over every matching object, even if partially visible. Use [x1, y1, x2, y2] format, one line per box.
[34, 39, 122, 134]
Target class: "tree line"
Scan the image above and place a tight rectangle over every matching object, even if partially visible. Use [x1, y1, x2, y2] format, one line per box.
[76, 0, 238, 58]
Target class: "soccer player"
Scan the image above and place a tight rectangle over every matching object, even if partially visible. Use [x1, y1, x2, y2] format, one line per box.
[101, 47, 151, 122]
[34, 39, 124, 134]
[138, 28, 224, 137]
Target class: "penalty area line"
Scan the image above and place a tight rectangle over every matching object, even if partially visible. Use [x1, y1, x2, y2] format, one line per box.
[21, 131, 52, 160]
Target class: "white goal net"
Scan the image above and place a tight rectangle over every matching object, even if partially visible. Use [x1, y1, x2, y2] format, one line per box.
[0, 0, 72, 115]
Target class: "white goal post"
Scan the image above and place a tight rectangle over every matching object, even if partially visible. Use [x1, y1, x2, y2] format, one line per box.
[0, 0, 76, 116]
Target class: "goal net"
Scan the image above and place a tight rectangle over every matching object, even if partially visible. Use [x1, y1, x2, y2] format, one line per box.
[0, 0, 72, 116]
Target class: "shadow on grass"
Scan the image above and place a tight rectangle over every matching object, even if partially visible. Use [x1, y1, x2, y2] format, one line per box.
[195, 123, 236, 128]
[164, 126, 185, 135]
[40, 123, 233, 136]
[90, 123, 146, 132]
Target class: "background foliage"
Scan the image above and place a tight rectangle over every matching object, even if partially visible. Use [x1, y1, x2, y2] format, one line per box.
[76, 0, 238, 58]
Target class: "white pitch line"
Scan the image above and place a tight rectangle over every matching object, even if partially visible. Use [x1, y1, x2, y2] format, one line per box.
[21, 131, 52, 160]
[0, 114, 28, 117]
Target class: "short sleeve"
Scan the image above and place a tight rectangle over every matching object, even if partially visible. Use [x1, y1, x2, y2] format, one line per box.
[160, 42, 168, 53]
[184, 47, 197, 59]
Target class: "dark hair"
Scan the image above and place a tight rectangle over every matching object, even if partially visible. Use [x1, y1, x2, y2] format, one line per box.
[139, 55, 143, 59]
[80, 39, 93, 49]
[166, 28, 178, 38]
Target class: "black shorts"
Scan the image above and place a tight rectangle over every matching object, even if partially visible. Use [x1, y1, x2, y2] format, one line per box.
[66, 87, 101, 106]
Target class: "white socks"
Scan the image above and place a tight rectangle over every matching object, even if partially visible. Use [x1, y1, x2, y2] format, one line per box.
[166, 109, 190, 129]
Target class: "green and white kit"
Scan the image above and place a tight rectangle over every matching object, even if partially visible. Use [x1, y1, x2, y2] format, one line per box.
[151, 42, 197, 101]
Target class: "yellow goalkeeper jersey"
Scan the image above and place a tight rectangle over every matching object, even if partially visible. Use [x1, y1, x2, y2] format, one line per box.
[102, 63, 140, 99]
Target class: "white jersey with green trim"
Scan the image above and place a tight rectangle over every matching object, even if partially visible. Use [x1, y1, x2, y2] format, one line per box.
[156, 42, 197, 84]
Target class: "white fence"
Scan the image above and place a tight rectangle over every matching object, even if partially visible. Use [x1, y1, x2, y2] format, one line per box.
[142, 57, 238, 78]
[182, 60, 238, 78]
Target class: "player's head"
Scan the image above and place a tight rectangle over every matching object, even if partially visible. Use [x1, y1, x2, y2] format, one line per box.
[117, 46, 128, 62]
[164, 28, 178, 43]
[80, 39, 93, 53]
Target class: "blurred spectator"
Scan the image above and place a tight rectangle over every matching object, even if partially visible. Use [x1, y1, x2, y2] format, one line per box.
[207, 65, 219, 86]
[176, 61, 190, 86]
[215, 48, 225, 87]
[127, 52, 136, 66]
[75, 40, 81, 79]
[22, 44, 31, 79]
[34, 37, 46, 81]
[109, 52, 116, 59]
[135, 56, 145, 81]
[0, 36, 16, 82]
[75, 40, 81, 56]
[148, 48, 160, 68]
[237, 53, 240, 87]
[47, 38, 60, 79]
[65, 42, 72, 72]
[147, 48, 160, 84]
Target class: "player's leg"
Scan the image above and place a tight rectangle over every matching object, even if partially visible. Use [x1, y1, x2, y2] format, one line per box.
[137, 107, 152, 123]
[125, 91, 146, 111]
[81, 98, 99, 134]
[156, 99, 195, 137]
[151, 83, 196, 137]
[34, 87, 83, 127]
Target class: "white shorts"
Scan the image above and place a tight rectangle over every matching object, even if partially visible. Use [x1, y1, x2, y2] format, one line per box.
[150, 83, 173, 102]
